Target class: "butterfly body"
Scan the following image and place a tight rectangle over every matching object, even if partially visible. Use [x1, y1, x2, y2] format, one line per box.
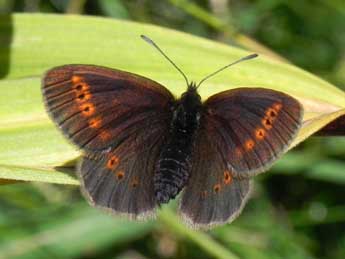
[155, 83, 202, 204]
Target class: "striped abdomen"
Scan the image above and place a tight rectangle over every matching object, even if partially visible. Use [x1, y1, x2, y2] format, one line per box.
[154, 130, 194, 204]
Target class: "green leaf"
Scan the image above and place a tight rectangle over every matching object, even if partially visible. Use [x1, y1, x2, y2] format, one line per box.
[273, 152, 345, 184]
[1, 13, 345, 184]
[0, 204, 154, 258]
[0, 164, 79, 185]
[158, 207, 240, 259]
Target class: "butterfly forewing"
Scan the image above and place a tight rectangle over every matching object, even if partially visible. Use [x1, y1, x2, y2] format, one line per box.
[42, 65, 174, 152]
[203, 87, 303, 178]
[42, 65, 175, 217]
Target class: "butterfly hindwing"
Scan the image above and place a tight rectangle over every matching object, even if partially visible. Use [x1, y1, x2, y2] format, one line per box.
[42, 65, 174, 152]
[203, 87, 303, 177]
[78, 123, 166, 219]
[179, 127, 251, 228]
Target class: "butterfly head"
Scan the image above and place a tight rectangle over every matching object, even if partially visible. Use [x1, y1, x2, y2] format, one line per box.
[180, 81, 202, 113]
[188, 81, 197, 90]
[184, 81, 200, 98]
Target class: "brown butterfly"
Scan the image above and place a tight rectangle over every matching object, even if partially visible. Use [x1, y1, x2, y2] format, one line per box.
[42, 35, 303, 228]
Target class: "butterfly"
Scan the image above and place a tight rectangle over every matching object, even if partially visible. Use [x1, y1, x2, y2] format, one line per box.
[42, 35, 303, 229]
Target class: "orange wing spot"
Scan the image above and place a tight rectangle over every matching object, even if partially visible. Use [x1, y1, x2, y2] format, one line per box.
[213, 183, 221, 193]
[88, 117, 102, 129]
[72, 75, 82, 84]
[115, 170, 125, 180]
[80, 103, 95, 116]
[245, 139, 255, 150]
[273, 103, 282, 111]
[76, 91, 92, 102]
[255, 128, 266, 140]
[73, 81, 90, 93]
[223, 170, 233, 185]
[131, 177, 139, 188]
[266, 107, 278, 118]
[262, 117, 273, 129]
[99, 130, 111, 140]
[106, 155, 119, 169]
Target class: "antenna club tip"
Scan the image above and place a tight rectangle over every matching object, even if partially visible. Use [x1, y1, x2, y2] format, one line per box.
[244, 53, 258, 60]
[140, 34, 153, 44]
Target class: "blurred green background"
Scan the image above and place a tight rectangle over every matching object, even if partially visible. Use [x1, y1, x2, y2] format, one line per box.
[1, 0, 345, 258]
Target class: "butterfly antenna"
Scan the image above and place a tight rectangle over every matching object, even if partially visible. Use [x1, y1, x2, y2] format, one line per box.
[196, 53, 258, 89]
[141, 35, 189, 86]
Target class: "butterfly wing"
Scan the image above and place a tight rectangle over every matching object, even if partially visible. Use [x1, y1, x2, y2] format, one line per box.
[180, 87, 302, 227]
[42, 65, 174, 152]
[42, 65, 175, 218]
[179, 126, 251, 228]
[203, 87, 303, 178]
[78, 124, 164, 219]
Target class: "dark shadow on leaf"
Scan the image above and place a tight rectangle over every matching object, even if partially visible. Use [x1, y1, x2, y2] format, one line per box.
[59, 157, 79, 168]
[54, 157, 79, 178]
